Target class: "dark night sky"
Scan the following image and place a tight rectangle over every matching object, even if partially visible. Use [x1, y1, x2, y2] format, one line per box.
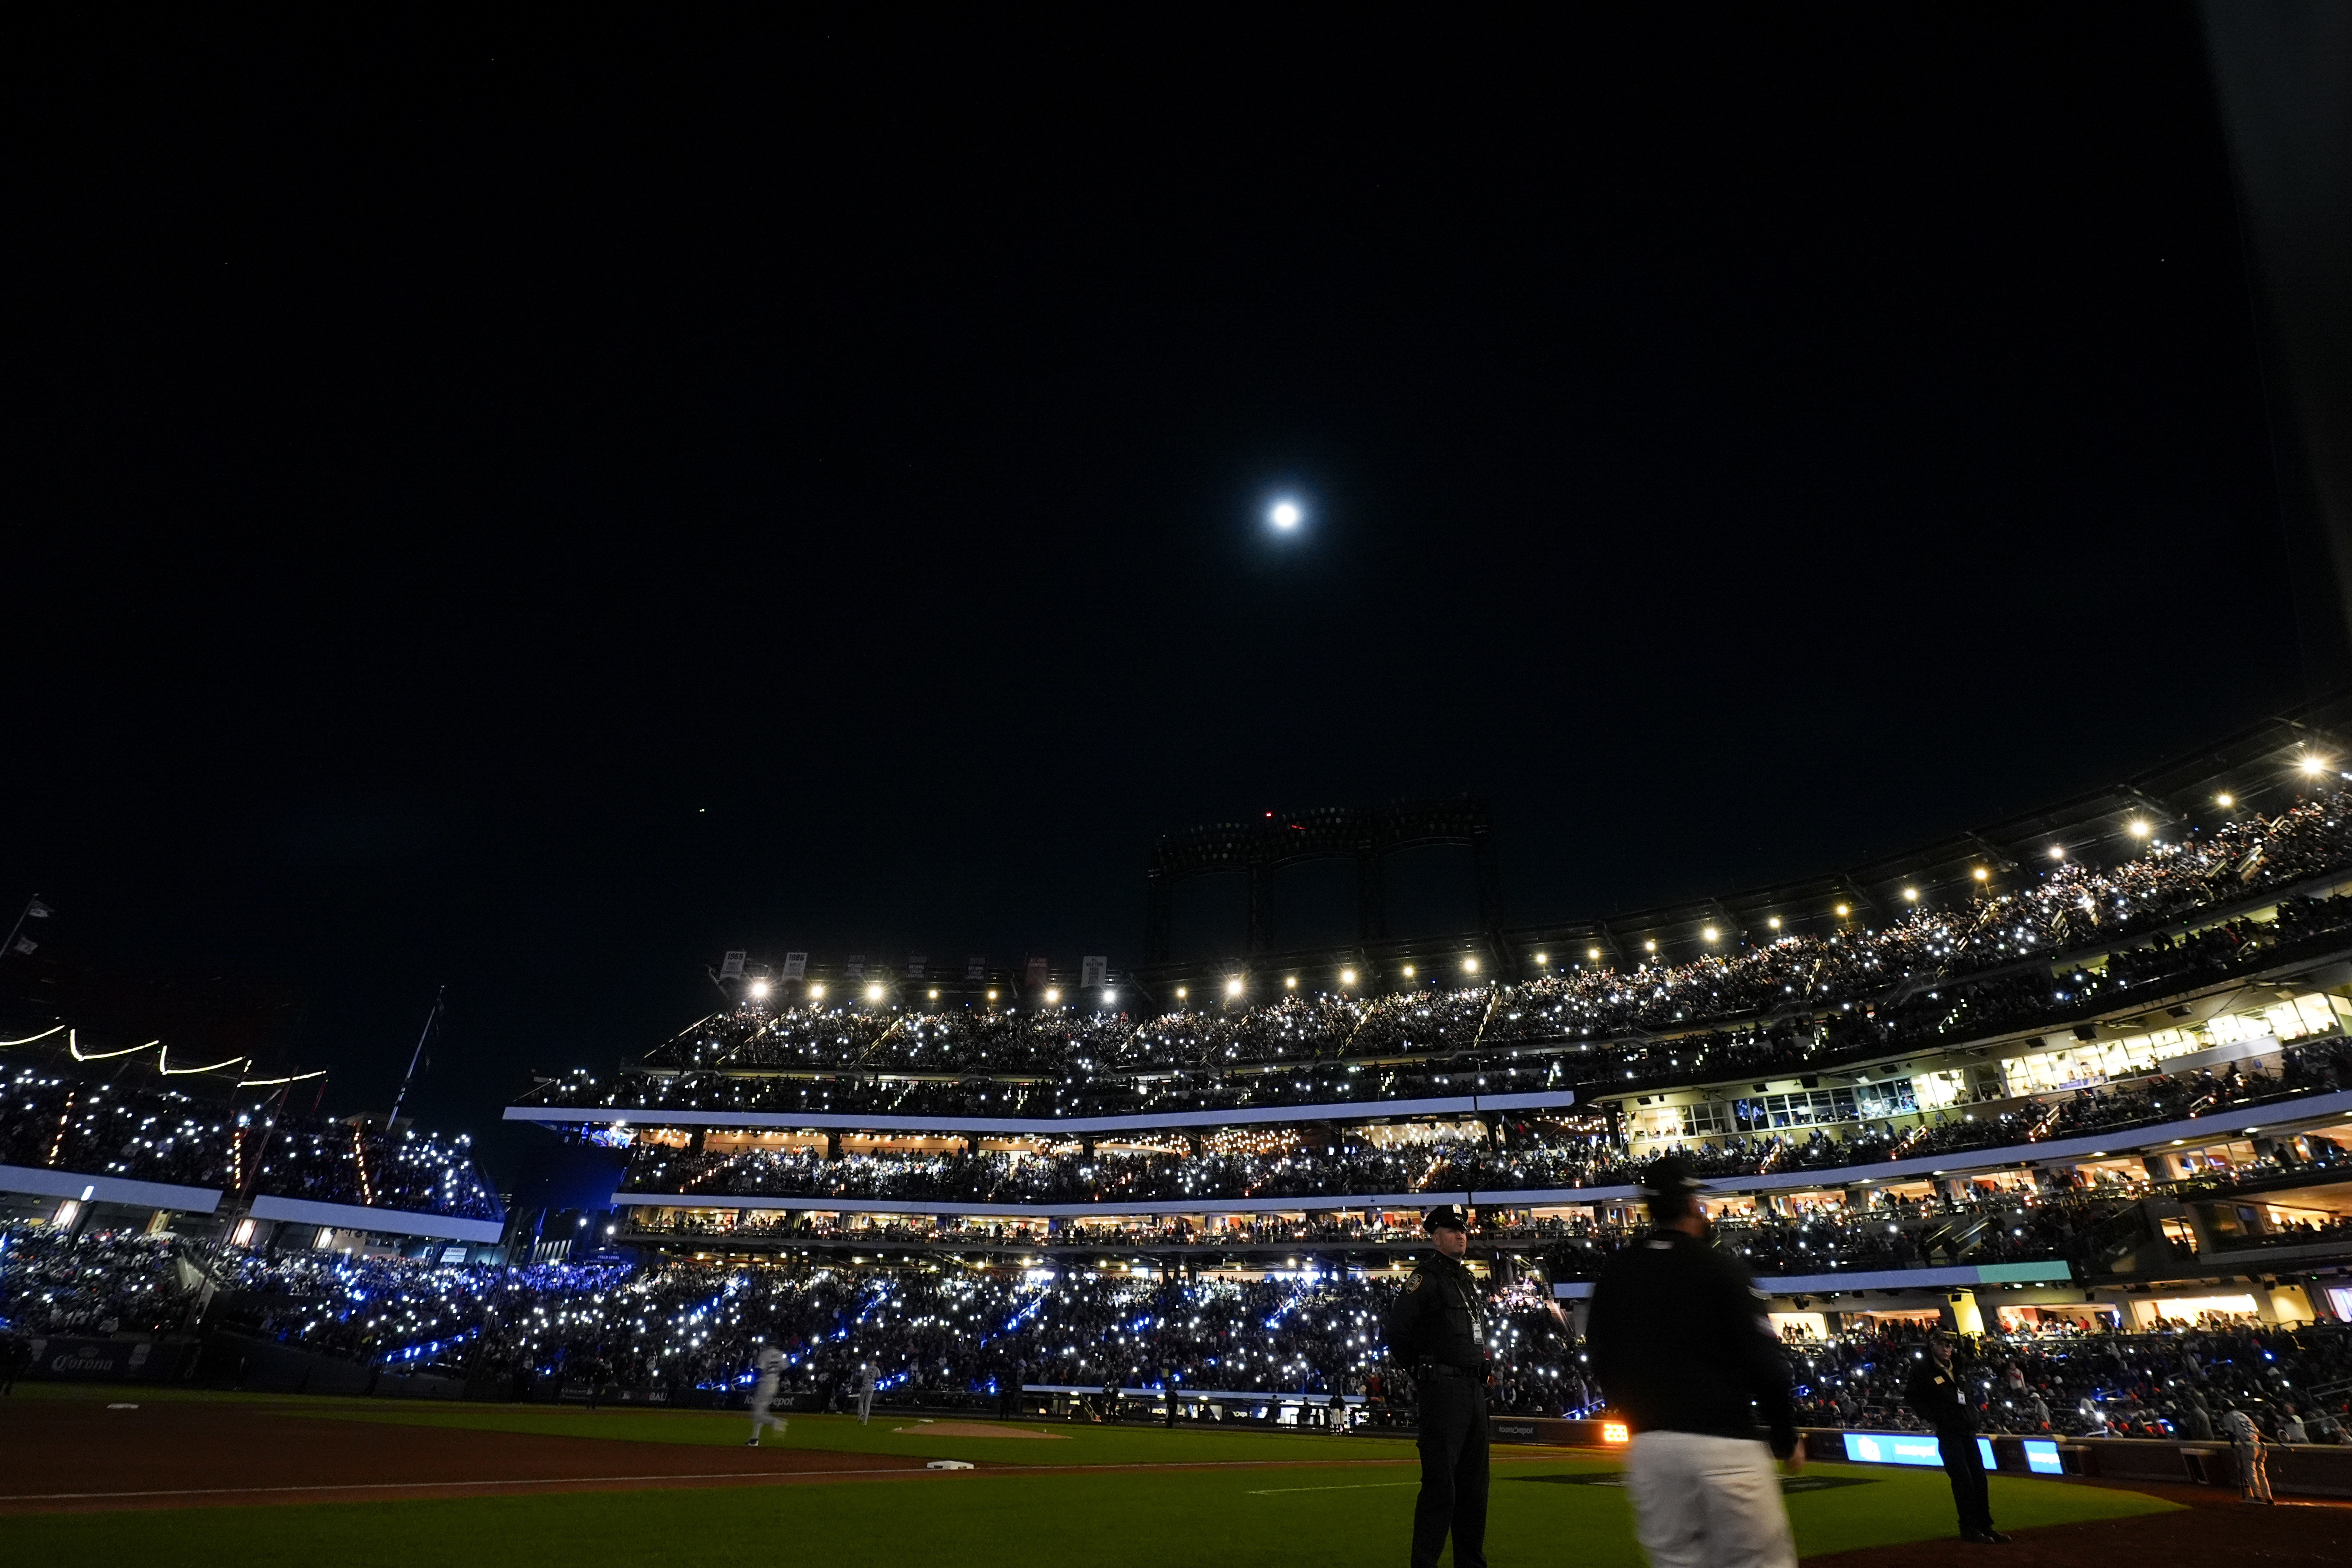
[5, 9, 2309, 1181]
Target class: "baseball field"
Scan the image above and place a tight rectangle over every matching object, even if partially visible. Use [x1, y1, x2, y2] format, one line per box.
[0, 1384, 2240, 1568]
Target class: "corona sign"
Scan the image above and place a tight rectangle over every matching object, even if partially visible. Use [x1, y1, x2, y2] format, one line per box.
[1601, 1421, 1630, 1444]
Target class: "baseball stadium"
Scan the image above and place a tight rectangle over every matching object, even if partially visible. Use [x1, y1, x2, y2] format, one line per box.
[9, 703, 2352, 1565]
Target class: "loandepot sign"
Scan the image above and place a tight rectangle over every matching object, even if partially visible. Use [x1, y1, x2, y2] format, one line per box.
[1842, 1432, 1997, 1469]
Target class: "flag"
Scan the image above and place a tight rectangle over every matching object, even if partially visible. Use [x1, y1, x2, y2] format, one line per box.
[25, 900, 51, 919]
[782, 953, 808, 980]
[11, 937, 34, 955]
[719, 951, 746, 979]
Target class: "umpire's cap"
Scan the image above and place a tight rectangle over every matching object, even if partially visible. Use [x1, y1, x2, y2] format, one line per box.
[1423, 1204, 1470, 1234]
[1641, 1154, 1703, 1200]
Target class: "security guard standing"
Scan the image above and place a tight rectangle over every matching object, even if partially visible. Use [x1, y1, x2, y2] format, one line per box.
[1904, 1332, 2009, 1543]
[1385, 1205, 1490, 1568]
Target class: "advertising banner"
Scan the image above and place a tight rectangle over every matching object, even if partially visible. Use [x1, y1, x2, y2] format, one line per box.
[25, 1336, 167, 1381]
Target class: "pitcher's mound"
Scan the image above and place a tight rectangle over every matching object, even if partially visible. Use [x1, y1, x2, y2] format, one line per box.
[891, 1422, 1069, 1439]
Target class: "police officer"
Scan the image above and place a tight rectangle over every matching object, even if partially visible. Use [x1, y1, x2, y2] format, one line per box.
[1904, 1332, 2009, 1542]
[1588, 1156, 1803, 1568]
[1385, 1205, 1490, 1568]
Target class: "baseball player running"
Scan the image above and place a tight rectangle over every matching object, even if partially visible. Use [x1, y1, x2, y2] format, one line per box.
[746, 1343, 789, 1446]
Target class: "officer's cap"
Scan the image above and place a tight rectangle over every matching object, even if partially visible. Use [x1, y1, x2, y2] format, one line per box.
[1640, 1154, 1703, 1199]
[1423, 1205, 1469, 1234]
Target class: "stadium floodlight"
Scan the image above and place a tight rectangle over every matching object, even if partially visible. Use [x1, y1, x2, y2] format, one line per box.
[1103, 990, 1116, 1006]
[2127, 819, 2151, 838]
[1767, 916, 1782, 930]
[928, 988, 939, 999]
[1270, 499, 1302, 530]
[1285, 975, 1297, 989]
[1225, 978, 1244, 997]
[1702, 926, 1718, 942]
[986, 987, 999, 1001]
[2048, 846, 2065, 861]
[1339, 969, 1357, 985]
[1902, 887, 1918, 902]
[1586, 947, 1601, 961]
[748, 980, 770, 999]
[1462, 956, 1479, 973]
[1834, 904, 1850, 917]
[867, 983, 886, 1002]
[2216, 792, 2234, 807]
[1972, 867, 1989, 881]
[1044, 987, 1060, 1005]
[1532, 952, 1547, 966]
[1400, 964, 1415, 978]
[1175, 986, 1188, 1000]
[2301, 754, 2328, 775]
[1642, 939, 1656, 953]
[809, 983, 825, 1000]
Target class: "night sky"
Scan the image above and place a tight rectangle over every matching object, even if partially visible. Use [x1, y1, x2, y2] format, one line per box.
[8, 11, 2307, 1181]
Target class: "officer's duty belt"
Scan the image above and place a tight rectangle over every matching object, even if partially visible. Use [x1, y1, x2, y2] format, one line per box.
[1416, 1359, 1483, 1378]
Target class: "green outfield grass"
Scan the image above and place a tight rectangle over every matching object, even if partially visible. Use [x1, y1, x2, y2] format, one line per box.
[306, 1401, 1435, 1463]
[0, 1397, 2177, 1568]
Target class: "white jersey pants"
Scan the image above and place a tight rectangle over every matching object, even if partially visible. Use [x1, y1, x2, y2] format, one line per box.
[750, 1374, 786, 1431]
[1622, 1430, 1796, 1568]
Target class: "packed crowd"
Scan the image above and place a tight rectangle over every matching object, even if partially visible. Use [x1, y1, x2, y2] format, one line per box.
[9, 1212, 2352, 1444]
[519, 790, 2352, 1129]
[0, 1220, 1578, 1413]
[524, 882, 2352, 1133]
[0, 1223, 210, 1336]
[1788, 1317, 2352, 1443]
[1540, 1193, 2128, 1282]
[1493, 793, 2352, 1044]
[623, 1207, 1605, 1251]
[619, 1127, 1623, 1206]
[612, 1029, 2352, 1207]
[0, 1048, 502, 1220]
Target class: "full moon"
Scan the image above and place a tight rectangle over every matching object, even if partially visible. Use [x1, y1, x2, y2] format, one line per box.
[1269, 499, 1302, 530]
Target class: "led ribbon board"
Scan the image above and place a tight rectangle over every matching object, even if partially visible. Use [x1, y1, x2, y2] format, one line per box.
[1840, 1432, 1997, 1468]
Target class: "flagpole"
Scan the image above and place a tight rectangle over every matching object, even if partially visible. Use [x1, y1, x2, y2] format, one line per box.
[1, 894, 47, 962]
[387, 986, 444, 1131]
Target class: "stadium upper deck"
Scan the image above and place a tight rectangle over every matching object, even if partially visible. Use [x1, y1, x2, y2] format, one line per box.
[513, 768, 2352, 1145]
[0, 1024, 505, 1245]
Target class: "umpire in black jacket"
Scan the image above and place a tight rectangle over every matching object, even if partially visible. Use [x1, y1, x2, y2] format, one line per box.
[1589, 1157, 1802, 1568]
[1904, 1332, 2007, 1543]
[1385, 1205, 1490, 1568]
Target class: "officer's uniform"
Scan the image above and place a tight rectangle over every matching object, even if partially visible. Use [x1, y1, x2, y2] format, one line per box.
[1384, 1207, 1490, 1568]
[1904, 1351, 1996, 1539]
[1588, 1187, 1799, 1568]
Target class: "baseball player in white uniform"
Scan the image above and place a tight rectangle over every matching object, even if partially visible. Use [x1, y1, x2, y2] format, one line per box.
[855, 1358, 879, 1425]
[746, 1344, 789, 1445]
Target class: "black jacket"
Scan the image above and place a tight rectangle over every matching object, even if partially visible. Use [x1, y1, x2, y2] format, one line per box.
[1904, 1356, 1978, 1433]
[1384, 1251, 1489, 1370]
[1587, 1228, 1798, 1458]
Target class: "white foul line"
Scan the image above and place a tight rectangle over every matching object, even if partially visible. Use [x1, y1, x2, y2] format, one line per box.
[0, 1466, 931, 1503]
